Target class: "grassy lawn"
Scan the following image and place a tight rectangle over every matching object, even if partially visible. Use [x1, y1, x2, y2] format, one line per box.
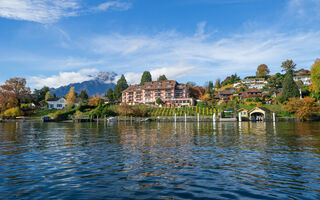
[28, 109, 58, 120]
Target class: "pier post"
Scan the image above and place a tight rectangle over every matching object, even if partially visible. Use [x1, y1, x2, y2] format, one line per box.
[273, 112, 276, 122]
[174, 113, 177, 123]
[197, 113, 200, 122]
[185, 113, 187, 122]
[213, 113, 216, 122]
[238, 113, 242, 122]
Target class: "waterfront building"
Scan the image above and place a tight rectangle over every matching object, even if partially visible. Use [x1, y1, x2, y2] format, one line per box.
[122, 80, 194, 107]
[237, 108, 249, 118]
[248, 107, 271, 121]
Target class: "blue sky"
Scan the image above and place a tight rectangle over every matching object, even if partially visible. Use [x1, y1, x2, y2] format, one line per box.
[0, 0, 320, 89]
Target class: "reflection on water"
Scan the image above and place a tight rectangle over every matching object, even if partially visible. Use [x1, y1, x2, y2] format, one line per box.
[0, 121, 320, 199]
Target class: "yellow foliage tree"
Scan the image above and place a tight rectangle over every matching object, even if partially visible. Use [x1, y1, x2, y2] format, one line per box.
[66, 87, 76, 108]
[45, 91, 51, 101]
[88, 97, 104, 107]
[201, 93, 211, 102]
[283, 97, 320, 121]
[311, 59, 320, 94]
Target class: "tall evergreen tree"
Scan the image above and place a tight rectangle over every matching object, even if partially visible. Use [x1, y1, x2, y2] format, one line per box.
[207, 81, 214, 94]
[281, 70, 299, 101]
[79, 90, 89, 101]
[105, 88, 114, 102]
[114, 75, 129, 101]
[157, 74, 168, 81]
[140, 71, 152, 85]
[214, 79, 221, 89]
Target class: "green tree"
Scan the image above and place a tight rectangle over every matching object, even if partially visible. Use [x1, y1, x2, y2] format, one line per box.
[156, 98, 164, 105]
[207, 81, 214, 94]
[140, 71, 152, 85]
[52, 93, 57, 98]
[187, 81, 196, 88]
[256, 64, 270, 76]
[157, 74, 168, 81]
[215, 79, 221, 89]
[281, 70, 299, 101]
[263, 73, 284, 96]
[281, 59, 296, 72]
[114, 75, 129, 101]
[311, 59, 320, 94]
[105, 88, 114, 102]
[79, 89, 89, 102]
[32, 86, 50, 106]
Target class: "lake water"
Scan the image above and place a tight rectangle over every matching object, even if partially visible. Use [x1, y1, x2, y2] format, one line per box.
[0, 121, 320, 199]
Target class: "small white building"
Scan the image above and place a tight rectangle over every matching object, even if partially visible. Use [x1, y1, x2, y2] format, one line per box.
[47, 98, 67, 109]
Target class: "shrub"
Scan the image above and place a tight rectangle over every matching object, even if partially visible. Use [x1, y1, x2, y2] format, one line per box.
[102, 107, 117, 117]
[74, 111, 84, 119]
[75, 103, 90, 112]
[282, 97, 320, 121]
[53, 108, 77, 121]
[1, 107, 24, 119]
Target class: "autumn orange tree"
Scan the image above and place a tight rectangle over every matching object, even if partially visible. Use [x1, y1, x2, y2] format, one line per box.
[283, 97, 320, 121]
[0, 77, 31, 111]
[188, 86, 206, 99]
[88, 97, 104, 107]
[256, 64, 270, 76]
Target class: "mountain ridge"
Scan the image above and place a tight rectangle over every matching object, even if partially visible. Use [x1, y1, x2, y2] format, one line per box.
[50, 72, 117, 97]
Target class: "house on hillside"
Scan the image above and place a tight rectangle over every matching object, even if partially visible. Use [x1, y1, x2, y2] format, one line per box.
[47, 98, 67, 109]
[213, 90, 234, 101]
[294, 69, 311, 86]
[237, 77, 268, 90]
[240, 88, 263, 100]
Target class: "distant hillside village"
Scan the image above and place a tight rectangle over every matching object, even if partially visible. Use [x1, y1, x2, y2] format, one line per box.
[0, 59, 319, 121]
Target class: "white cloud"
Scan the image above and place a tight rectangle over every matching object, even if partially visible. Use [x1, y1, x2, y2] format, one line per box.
[0, 0, 80, 23]
[0, 0, 131, 23]
[116, 64, 196, 85]
[85, 28, 320, 83]
[95, 1, 131, 11]
[29, 68, 99, 88]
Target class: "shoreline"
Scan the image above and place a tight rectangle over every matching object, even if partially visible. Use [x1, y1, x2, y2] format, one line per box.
[0, 117, 305, 123]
